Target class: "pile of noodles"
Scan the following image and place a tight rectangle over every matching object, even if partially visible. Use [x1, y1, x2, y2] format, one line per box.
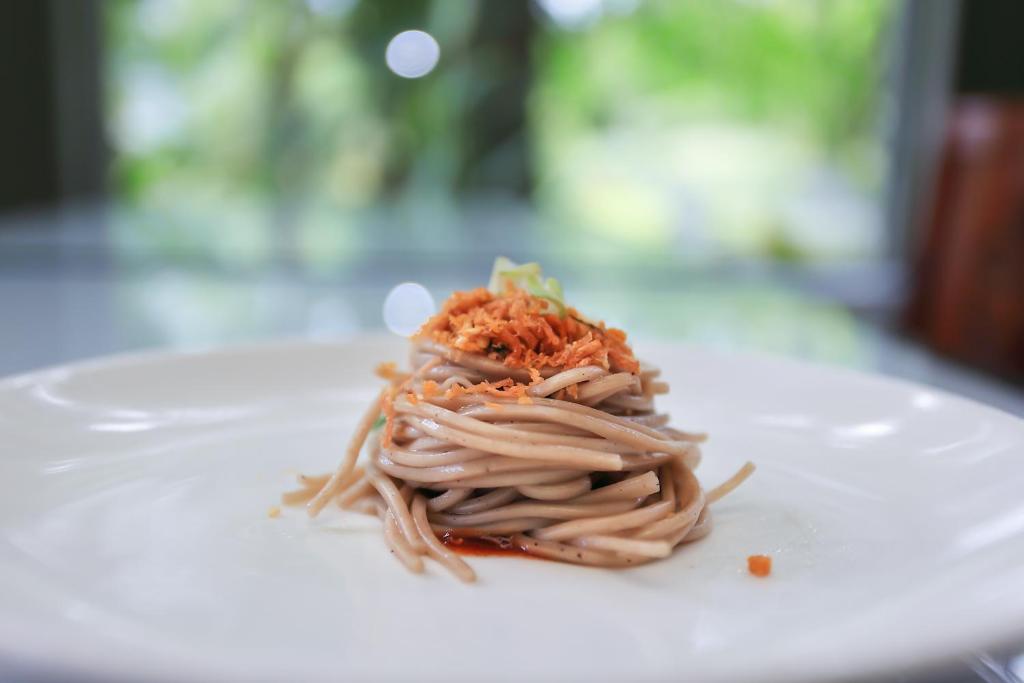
[283, 281, 753, 583]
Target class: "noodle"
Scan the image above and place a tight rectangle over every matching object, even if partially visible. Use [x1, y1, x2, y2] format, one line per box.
[383, 512, 425, 573]
[286, 262, 754, 581]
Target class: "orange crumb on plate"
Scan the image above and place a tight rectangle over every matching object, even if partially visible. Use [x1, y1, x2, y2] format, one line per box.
[374, 361, 398, 380]
[747, 554, 771, 577]
[268, 506, 282, 519]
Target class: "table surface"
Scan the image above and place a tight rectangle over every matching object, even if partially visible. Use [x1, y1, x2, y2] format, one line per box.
[1, 202, 1022, 683]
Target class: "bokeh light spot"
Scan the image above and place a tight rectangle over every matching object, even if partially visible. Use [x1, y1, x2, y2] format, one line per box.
[535, 0, 603, 29]
[385, 30, 440, 79]
[383, 282, 436, 336]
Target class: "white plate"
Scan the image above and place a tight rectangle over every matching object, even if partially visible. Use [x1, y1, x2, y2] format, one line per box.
[1, 336, 1023, 683]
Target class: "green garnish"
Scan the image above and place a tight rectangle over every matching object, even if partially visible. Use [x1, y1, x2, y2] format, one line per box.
[372, 415, 386, 430]
[487, 256, 567, 317]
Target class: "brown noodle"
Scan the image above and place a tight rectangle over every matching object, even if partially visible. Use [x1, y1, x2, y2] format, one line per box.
[284, 339, 754, 582]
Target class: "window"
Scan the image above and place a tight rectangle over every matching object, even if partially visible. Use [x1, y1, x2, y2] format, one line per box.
[105, 0, 895, 267]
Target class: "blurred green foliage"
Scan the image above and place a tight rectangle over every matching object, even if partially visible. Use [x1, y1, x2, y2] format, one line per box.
[105, 0, 894, 267]
[533, 1, 889, 174]
[532, 0, 893, 260]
